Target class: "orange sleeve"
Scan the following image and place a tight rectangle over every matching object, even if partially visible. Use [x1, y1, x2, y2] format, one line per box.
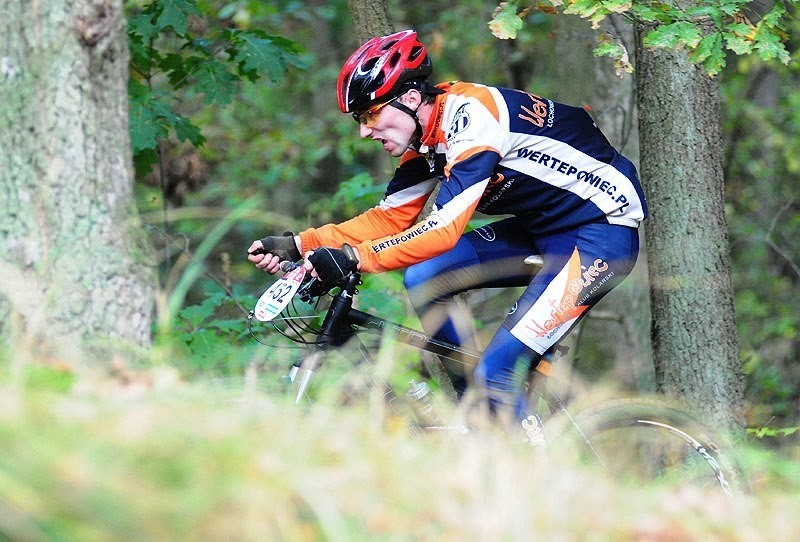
[298, 151, 442, 255]
[355, 180, 488, 273]
[298, 190, 430, 251]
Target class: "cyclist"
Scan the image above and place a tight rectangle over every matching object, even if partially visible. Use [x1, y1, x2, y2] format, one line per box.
[248, 29, 647, 429]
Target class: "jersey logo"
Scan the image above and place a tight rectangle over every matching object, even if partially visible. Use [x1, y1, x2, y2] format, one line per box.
[446, 104, 471, 141]
[519, 93, 554, 129]
[475, 225, 496, 242]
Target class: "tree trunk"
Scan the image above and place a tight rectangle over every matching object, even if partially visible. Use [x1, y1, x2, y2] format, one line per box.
[635, 20, 744, 432]
[0, 0, 154, 364]
[554, 15, 653, 390]
[346, 0, 394, 44]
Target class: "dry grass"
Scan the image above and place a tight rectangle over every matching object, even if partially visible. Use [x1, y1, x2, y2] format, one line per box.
[1, 365, 799, 542]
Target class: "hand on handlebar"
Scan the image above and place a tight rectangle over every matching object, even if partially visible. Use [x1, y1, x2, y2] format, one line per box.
[304, 244, 360, 289]
[247, 232, 301, 274]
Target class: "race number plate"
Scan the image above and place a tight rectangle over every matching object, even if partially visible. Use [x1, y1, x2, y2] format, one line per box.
[254, 266, 307, 321]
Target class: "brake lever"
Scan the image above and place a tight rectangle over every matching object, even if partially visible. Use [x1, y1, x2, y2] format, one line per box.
[298, 276, 324, 303]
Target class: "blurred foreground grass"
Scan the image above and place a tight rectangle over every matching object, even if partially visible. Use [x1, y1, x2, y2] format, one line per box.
[1, 365, 800, 542]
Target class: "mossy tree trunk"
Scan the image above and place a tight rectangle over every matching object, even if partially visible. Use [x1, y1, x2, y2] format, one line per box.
[0, 0, 154, 364]
[635, 19, 744, 432]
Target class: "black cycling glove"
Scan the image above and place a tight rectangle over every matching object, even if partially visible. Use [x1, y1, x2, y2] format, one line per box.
[307, 245, 359, 287]
[249, 232, 301, 261]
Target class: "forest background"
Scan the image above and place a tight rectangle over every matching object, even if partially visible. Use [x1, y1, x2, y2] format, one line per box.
[127, 0, 798, 433]
[0, 0, 799, 538]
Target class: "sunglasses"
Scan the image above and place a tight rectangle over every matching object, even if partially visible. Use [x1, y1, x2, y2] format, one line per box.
[352, 96, 399, 127]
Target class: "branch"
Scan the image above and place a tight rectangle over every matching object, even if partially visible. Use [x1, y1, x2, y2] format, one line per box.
[764, 198, 800, 281]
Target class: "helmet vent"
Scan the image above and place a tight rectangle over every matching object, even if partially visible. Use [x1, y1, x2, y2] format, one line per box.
[362, 58, 378, 73]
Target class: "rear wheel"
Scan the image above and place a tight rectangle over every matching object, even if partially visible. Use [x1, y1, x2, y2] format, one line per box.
[555, 399, 746, 496]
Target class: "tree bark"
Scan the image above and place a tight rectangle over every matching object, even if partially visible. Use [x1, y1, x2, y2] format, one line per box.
[554, 15, 653, 390]
[635, 20, 744, 432]
[0, 0, 154, 364]
[346, 0, 395, 44]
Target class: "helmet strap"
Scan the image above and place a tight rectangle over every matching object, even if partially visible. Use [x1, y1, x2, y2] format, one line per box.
[388, 100, 424, 151]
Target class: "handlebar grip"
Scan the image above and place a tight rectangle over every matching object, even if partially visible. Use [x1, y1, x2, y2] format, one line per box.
[248, 247, 266, 256]
[280, 260, 299, 273]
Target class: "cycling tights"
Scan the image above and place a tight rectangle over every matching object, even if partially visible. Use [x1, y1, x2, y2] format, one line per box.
[403, 217, 640, 418]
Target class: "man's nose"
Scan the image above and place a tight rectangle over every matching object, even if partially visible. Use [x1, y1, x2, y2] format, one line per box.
[358, 124, 373, 138]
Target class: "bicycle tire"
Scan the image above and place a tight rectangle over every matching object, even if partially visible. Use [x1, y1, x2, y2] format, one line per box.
[550, 398, 746, 496]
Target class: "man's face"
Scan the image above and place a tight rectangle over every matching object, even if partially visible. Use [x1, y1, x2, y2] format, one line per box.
[355, 96, 417, 157]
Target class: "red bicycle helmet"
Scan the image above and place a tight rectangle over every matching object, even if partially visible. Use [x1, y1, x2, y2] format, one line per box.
[337, 29, 432, 114]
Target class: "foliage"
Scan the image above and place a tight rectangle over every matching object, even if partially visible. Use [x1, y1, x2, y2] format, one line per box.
[488, 0, 794, 76]
[126, 0, 308, 176]
[309, 172, 386, 219]
[748, 425, 800, 438]
[168, 260, 413, 382]
[722, 29, 800, 427]
[489, 2, 531, 39]
[121, 0, 799, 434]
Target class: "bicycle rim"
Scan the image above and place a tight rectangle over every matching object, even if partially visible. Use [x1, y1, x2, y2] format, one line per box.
[555, 399, 746, 497]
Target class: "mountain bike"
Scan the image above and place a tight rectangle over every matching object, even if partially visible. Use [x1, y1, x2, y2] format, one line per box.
[247, 256, 745, 497]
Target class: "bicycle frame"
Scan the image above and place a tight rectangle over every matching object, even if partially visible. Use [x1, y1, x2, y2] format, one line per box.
[284, 271, 577, 428]
[288, 272, 475, 404]
[260, 267, 745, 495]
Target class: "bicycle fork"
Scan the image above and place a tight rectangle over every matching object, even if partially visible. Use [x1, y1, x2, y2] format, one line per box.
[529, 355, 611, 472]
[287, 350, 325, 404]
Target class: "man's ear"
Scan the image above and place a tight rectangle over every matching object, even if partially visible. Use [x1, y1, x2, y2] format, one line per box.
[401, 88, 423, 109]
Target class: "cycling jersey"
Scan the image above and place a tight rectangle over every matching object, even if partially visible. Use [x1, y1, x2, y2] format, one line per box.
[299, 81, 647, 273]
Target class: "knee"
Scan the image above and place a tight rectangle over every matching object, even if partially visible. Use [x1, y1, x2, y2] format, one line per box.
[403, 261, 436, 293]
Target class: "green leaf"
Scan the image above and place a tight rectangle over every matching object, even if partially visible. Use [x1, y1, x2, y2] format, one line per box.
[690, 32, 722, 65]
[689, 32, 725, 75]
[128, 12, 159, 41]
[685, 6, 717, 19]
[754, 29, 791, 63]
[133, 148, 159, 178]
[488, 3, 525, 40]
[761, 3, 787, 26]
[195, 60, 237, 104]
[179, 303, 216, 328]
[129, 98, 167, 153]
[594, 41, 622, 58]
[174, 115, 206, 147]
[602, 0, 632, 15]
[645, 21, 702, 49]
[725, 33, 753, 55]
[233, 33, 286, 81]
[718, 0, 744, 16]
[160, 52, 193, 87]
[726, 22, 753, 36]
[207, 319, 247, 334]
[156, 0, 202, 36]
[218, 3, 239, 20]
[631, 5, 665, 22]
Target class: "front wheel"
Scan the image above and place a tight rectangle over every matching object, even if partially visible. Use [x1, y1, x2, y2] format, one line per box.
[553, 399, 746, 496]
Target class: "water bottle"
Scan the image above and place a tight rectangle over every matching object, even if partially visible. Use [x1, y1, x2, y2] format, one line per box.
[405, 379, 440, 427]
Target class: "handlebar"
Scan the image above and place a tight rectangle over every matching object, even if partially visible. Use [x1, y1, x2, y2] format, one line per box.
[276, 259, 358, 304]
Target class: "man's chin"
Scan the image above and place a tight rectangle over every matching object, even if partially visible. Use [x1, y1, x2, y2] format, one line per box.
[383, 144, 404, 157]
